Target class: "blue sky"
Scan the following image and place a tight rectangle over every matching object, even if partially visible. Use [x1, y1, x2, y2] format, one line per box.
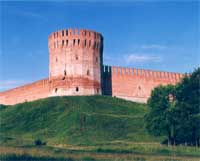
[0, 1, 199, 91]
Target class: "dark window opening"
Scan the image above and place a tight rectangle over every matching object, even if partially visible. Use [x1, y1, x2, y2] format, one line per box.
[62, 40, 64, 46]
[138, 86, 141, 90]
[57, 32, 58, 37]
[76, 87, 79, 92]
[93, 42, 96, 49]
[96, 57, 98, 63]
[89, 32, 91, 36]
[56, 58, 58, 62]
[84, 40, 87, 46]
[66, 30, 68, 36]
[87, 70, 90, 76]
[66, 40, 68, 46]
[62, 30, 64, 36]
[78, 39, 80, 46]
[73, 39, 76, 45]
[54, 33, 56, 38]
[64, 70, 66, 76]
[55, 88, 58, 93]
[75, 55, 78, 60]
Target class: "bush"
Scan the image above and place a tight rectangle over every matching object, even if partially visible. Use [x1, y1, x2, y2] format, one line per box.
[34, 139, 46, 146]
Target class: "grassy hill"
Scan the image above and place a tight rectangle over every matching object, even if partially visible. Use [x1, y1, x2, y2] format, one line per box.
[0, 95, 159, 146]
[0, 95, 199, 161]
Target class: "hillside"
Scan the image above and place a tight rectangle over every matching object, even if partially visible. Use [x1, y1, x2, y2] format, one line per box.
[1, 96, 200, 161]
[0, 95, 160, 146]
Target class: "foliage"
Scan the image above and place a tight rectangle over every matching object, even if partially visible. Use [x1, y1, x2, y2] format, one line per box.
[34, 139, 46, 146]
[145, 68, 200, 146]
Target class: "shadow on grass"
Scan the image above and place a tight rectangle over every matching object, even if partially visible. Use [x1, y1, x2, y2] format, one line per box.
[0, 154, 74, 161]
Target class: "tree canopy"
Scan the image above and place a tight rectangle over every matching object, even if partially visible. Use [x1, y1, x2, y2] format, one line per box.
[145, 68, 200, 146]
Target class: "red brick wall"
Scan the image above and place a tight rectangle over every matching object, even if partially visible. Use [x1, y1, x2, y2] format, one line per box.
[0, 79, 50, 105]
[0, 66, 184, 105]
[0, 76, 102, 105]
[110, 66, 184, 103]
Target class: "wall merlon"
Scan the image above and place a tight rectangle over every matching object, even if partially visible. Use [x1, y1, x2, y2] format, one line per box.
[109, 66, 183, 81]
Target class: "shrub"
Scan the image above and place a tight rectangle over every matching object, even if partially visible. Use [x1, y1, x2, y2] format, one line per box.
[34, 139, 46, 146]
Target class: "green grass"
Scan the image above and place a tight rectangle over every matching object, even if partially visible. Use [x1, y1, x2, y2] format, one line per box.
[0, 95, 199, 161]
[0, 95, 158, 146]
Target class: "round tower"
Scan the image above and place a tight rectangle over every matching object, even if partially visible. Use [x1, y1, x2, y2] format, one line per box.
[48, 28, 103, 96]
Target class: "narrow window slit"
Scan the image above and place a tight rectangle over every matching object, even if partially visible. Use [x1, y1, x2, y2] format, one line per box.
[66, 40, 68, 46]
[55, 88, 58, 93]
[87, 70, 90, 76]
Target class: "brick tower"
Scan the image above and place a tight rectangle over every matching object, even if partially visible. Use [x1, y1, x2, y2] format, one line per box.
[48, 29, 103, 96]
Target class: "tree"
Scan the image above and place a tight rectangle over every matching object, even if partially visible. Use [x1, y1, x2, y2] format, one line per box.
[145, 84, 177, 145]
[175, 68, 200, 146]
[145, 68, 200, 146]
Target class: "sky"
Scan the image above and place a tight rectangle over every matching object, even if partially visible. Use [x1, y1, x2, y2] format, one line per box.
[0, 0, 199, 91]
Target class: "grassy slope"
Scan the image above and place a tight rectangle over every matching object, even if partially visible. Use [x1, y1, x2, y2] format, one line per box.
[1, 96, 200, 161]
[0, 95, 160, 146]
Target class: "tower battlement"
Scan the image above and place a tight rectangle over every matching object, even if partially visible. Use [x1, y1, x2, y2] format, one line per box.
[48, 29, 103, 51]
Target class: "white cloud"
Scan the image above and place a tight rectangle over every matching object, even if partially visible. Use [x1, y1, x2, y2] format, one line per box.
[141, 44, 166, 50]
[125, 53, 162, 64]
[0, 80, 29, 91]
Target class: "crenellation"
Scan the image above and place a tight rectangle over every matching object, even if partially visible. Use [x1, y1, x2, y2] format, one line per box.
[121, 68, 125, 75]
[115, 67, 119, 75]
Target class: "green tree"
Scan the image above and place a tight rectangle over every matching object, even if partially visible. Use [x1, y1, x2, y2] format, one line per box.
[145, 85, 177, 145]
[175, 68, 200, 146]
[145, 68, 200, 146]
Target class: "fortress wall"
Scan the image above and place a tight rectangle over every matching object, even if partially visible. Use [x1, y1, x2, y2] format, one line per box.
[0, 79, 50, 105]
[104, 66, 184, 103]
[0, 28, 186, 105]
[0, 76, 102, 105]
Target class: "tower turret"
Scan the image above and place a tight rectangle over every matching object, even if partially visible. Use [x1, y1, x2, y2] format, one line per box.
[48, 28, 103, 96]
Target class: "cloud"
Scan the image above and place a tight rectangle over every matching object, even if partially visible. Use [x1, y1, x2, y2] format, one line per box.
[141, 44, 166, 50]
[0, 80, 29, 91]
[125, 53, 162, 64]
[104, 52, 162, 67]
